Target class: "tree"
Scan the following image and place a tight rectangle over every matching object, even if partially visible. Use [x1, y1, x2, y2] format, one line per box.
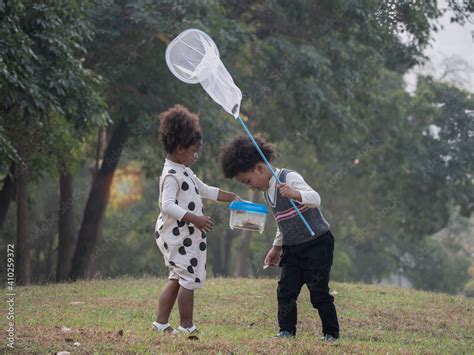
[2, 0, 471, 291]
[0, 0, 106, 284]
[69, 0, 251, 279]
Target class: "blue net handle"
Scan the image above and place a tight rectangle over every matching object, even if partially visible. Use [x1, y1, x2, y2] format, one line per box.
[236, 116, 315, 236]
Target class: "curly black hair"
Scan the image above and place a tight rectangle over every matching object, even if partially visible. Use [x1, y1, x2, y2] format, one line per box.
[159, 104, 202, 153]
[220, 135, 275, 179]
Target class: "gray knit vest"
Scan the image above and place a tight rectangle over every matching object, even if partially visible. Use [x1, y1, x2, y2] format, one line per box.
[264, 169, 331, 246]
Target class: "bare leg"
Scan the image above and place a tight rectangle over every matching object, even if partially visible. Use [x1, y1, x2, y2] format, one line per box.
[156, 279, 180, 323]
[177, 286, 194, 328]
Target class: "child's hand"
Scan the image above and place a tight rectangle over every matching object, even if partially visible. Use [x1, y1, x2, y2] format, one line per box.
[264, 245, 282, 269]
[194, 215, 214, 232]
[218, 190, 241, 203]
[278, 183, 301, 201]
[189, 214, 214, 233]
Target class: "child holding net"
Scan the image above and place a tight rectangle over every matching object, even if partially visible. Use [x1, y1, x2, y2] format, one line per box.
[220, 135, 340, 341]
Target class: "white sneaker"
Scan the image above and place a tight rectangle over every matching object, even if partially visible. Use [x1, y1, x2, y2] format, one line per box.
[173, 325, 199, 339]
[151, 321, 175, 334]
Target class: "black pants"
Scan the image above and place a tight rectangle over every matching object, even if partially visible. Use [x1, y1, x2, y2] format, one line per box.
[277, 230, 339, 337]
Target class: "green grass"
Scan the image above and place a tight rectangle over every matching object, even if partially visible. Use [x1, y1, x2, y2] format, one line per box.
[1, 277, 473, 353]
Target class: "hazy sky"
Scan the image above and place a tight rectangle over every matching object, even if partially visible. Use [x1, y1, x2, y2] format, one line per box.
[404, 4, 474, 93]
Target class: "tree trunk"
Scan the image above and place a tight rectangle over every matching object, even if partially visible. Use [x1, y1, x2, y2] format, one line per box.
[88, 125, 107, 278]
[236, 190, 257, 277]
[95, 125, 107, 172]
[211, 228, 236, 277]
[16, 163, 30, 285]
[236, 230, 251, 277]
[223, 229, 236, 277]
[211, 232, 224, 277]
[45, 235, 55, 283]
[69, 119, 129, 281]
[0, 164, 15, 229]
[56, 172, 75, 282]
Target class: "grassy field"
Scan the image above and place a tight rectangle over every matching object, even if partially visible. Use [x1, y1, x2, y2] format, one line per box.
[1, 276, 473, 353]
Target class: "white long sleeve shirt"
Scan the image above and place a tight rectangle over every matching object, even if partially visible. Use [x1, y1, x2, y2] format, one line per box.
[160, 159, 219, 221]
[267, 168, 321, 246]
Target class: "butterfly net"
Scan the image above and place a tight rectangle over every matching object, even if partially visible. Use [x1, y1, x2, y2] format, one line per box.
[165, 29, 242, 118]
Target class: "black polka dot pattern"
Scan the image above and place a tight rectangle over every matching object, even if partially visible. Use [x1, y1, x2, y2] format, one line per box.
[183, 238, 192, 247]
[160, 168, 210, 283]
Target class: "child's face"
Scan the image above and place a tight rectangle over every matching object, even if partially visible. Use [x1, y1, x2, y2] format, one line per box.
[235, 162, 271, 191]
[176, 142, 201, 167]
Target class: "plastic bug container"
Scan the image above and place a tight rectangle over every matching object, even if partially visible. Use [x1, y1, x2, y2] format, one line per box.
[228, 200, 268, 233]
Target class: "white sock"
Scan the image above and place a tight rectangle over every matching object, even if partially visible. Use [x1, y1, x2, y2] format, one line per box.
[152, 321, 171, 331]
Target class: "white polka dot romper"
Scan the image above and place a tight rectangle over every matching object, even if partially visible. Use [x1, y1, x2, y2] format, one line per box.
[154, 159, 218, 290]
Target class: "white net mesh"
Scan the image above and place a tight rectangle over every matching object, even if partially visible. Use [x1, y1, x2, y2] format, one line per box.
[165, 29, 242, 118]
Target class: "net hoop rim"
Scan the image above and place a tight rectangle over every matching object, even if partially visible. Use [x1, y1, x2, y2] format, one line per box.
[165, 28, 220, 84]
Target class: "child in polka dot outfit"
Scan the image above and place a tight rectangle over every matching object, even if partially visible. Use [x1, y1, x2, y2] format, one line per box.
[152, 104, 238, 337]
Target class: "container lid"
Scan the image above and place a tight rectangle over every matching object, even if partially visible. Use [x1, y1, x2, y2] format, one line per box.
[228, 200, 268, 214]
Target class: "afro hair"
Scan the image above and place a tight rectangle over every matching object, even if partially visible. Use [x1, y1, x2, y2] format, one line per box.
[159, 104, 202, 153]
[220, 135, 275, 179]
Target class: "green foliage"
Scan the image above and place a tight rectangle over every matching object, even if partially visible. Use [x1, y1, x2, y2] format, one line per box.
[0, 124, 19, 163]
[0, 0, 108, 176]
[0, 0, 472, 293]
[464, 279, 474, 298]
[1, 0, 99, 115]
[406, 238, 471, 294]
[415, 77, 474, 217]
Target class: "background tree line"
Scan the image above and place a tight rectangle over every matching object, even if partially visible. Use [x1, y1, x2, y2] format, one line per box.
[1, 0, 473, 295]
